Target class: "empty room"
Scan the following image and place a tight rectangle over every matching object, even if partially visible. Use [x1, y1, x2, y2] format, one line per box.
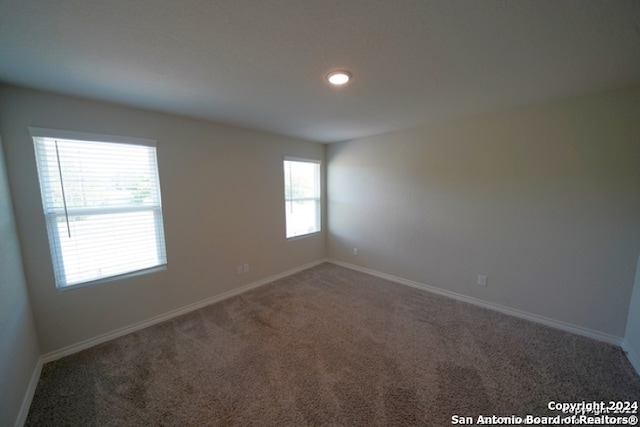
[1, 1, 640, 426]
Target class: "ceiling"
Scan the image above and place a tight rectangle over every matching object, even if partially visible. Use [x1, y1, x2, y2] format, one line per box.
[1, 0, 639, 143]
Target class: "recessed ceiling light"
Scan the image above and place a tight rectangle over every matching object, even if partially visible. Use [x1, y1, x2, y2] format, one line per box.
[326, 70, 352, 86]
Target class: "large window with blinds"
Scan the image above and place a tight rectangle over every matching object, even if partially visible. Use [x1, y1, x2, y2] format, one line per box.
[284, 157, 321, 239]
[30, 128, 167, 289]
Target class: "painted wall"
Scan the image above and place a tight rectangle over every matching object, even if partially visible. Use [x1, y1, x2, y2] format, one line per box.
[0, 85, 325, 354]
[327, 87, 640, 337]
[0, 132, 40, 425]
[625, 254, 640, 372]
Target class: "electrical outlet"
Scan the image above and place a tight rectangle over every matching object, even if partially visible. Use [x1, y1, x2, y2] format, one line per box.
[477, 275, 487, 287]
[236, 265, 243, 275]
[353, 248, 359, 256]
[243, 263, 249, 273]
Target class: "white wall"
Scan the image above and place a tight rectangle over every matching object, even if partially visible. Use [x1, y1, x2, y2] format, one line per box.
[328, 86, 640, 337]
[0, 132, 40, 426]
[625, 254, 640, 372]
[0, 85, 325, 354]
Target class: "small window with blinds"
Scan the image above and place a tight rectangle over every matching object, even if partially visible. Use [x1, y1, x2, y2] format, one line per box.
[30, 128, 167, 289]
[284, 157, 321, 239]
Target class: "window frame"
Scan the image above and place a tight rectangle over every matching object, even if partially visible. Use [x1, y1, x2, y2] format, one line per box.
[29, 127, 168, 291]
[283, 156, 322, 240]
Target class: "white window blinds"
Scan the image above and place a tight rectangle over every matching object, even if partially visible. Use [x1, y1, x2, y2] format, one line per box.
[31, 129, 167, 288]
[284, 158, 321, 238]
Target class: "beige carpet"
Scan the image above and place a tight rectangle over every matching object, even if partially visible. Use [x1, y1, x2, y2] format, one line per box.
[27, 263, 640, 426]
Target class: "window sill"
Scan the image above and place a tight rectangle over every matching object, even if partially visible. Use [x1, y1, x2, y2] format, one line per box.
[286, 231, 322, 241]
[56, 264, 167, 292]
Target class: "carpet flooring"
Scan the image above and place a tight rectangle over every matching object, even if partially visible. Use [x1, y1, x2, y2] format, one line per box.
[26, 263, 640, 426]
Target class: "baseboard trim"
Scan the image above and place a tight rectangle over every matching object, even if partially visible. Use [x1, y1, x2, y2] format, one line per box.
[29, 257, 636, 423]
[621, 340, 640, 376]
[14, 356, 43, 427]
[42, 259, 326, 364]
[328, 259, 623, 347]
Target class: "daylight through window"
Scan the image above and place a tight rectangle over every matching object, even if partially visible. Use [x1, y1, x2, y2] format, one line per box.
[284, 158, 321, 238]
[31, 129, 167, 288]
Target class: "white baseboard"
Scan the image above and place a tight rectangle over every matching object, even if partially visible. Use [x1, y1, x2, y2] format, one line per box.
[25, 257, 636, 425]
[621, 340, 640, 376]
[328, 259, 624, 347]
[42, 259, 326, 364]
[14, 356, 43, 427]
